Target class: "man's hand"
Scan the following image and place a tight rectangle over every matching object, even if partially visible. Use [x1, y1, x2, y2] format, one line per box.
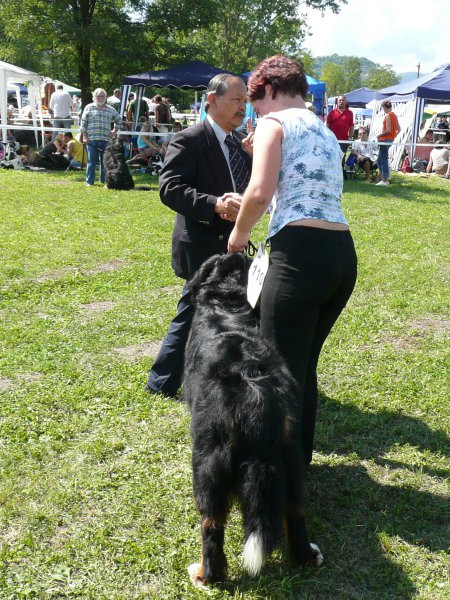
[215, 192, 242, 221]
[242, 118, 255, 156]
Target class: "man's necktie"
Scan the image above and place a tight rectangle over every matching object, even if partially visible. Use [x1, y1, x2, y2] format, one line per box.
[224, 135, 250, 194]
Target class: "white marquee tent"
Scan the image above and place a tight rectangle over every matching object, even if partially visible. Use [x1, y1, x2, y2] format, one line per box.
[369, 63, 450, 170]
[0, 60, 44, 144]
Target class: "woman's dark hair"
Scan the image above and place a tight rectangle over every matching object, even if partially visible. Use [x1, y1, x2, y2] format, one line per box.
[248, 55, 308, 101]
[382, 100, 392, 109]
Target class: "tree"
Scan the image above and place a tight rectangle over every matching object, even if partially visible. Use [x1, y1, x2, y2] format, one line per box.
[320, 62, 346, 97]
[0, 0, 348, 105]
[295, 49, 317, 77]
[342, 56, 362, 92]
[0, 0, 150, 105]
[145, 0, 348, 73]
[365, 64, 400, 90]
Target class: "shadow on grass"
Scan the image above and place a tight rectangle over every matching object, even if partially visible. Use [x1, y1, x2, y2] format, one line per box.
[317, 393, 450, 478]
[209, 395, 449, 599]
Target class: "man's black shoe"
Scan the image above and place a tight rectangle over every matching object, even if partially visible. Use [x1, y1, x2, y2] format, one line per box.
[145, 383, 179, 401]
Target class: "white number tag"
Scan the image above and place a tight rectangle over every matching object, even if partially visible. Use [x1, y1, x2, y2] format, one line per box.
[247, 242, 269, 308]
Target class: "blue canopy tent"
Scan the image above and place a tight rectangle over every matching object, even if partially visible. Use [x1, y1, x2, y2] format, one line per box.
[122, 60, 240, 90]
[329, 87, 384, 108]
[305, 75, 327, 115]
[378, 64, 450, 102]
[121, 60, 241, 130]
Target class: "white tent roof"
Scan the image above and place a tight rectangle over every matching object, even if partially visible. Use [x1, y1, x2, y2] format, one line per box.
[0, 60, 42, 85]
[0, 61, 44, 143]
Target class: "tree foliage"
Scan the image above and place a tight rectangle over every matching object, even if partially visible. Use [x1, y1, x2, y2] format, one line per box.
[0, 0, 349, 105]
[319, 57, 364, 96]
[320, 62, 346, 96]
[0, 0, 151, 104]
[365, 64, 400, 90]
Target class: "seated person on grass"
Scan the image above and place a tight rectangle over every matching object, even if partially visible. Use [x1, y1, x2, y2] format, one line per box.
[132, 122, 168, 161]
[414, 129, 434, 168]
[63, 131, 87, 168]
[426, 142, 449, 176]
[349, 127, 378, 181]
[22, 134, 69, 170]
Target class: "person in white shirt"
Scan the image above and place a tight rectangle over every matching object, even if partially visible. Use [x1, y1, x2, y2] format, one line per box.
[426, 142, 449, 176]
[351, 127, 378, 181]
[107, 88, 121, 108]
[48, 84, 73, 140]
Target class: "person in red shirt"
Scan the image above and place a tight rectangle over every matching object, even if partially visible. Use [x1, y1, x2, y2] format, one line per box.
[326, 95, 354, 178]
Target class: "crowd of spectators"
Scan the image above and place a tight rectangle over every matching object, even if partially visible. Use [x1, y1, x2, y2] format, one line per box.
[2, 83, 449, 181]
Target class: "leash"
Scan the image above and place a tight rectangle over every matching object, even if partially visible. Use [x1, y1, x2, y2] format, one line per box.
[246, 240, 270, 257]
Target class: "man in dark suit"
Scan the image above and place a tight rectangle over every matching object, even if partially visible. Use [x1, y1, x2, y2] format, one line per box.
[146, 74, 251, 398]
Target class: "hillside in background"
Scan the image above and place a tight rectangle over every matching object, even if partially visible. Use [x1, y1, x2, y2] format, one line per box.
[313, 54, 378, 79]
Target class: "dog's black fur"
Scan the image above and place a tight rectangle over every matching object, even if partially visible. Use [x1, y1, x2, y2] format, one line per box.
[103, 138, 135, 190]
[183, 252, 322, 588]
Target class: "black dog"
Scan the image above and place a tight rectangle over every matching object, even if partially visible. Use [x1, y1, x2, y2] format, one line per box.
[103, 138, 135, 190]
[183, 252, 323, 589]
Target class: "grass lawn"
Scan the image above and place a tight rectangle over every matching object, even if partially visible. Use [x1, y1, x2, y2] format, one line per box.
[0, 169, 449, 599]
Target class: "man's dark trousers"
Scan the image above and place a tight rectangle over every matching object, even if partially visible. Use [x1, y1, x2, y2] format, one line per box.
[146, 283, 191, 398]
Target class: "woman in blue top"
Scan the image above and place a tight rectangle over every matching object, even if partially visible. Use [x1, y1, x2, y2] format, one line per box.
[136, 121, 168, 159]
[228, 55, 358, 465]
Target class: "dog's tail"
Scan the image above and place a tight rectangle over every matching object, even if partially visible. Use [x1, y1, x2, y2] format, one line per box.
[238, 456, 285, 576]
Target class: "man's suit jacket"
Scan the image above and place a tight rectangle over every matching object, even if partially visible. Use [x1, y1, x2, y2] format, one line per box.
[159, 119, 251, 280]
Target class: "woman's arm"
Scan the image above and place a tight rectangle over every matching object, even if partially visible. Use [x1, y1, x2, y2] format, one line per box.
[228, 117, 283, 252]
[378, 114, 391, 138]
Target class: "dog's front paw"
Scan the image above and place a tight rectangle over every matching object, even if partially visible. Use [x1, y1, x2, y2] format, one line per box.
[188, 562, 209, 590]
[310, 543, 324, 567]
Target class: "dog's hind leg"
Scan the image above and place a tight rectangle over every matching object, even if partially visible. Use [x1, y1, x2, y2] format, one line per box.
[238, 456, 285, 576]
[188, 449, 231, 587]
[188, 514, 227, 588]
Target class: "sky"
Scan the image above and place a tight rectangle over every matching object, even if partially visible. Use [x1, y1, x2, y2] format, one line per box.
[302, 0, 448, 75]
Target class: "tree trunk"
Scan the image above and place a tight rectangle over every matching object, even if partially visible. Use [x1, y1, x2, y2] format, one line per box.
[77, 43, 91, 109]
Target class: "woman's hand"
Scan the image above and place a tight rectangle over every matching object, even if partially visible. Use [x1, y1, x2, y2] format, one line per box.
[242, 118, 255, 156]
[228, 225, 250, 253]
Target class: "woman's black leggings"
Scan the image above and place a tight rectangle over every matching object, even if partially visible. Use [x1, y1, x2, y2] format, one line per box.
[260, 226, 358, 464]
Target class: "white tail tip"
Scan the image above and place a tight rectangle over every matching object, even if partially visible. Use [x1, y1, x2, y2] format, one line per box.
[243, 533, 266, 576]
[310, 543, 324, 566]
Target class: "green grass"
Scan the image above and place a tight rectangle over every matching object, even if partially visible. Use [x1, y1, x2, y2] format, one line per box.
[0, 169, 449, 599]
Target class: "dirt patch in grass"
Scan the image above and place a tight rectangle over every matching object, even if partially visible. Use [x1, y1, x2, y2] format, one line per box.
[34, 260, 128, 284]
[160, 285, 181, 293]
[20, 373, 43, 383]
[0, 373, 42, 390]
[0, 378, 13, 391]
[114, 340, 162, 360]
[410, 317, 450, 337]
[86, 259, 129, 274]
[360, 316, 450, 351]
[81, 301, 115, 313]
[36, 267, 78, 283]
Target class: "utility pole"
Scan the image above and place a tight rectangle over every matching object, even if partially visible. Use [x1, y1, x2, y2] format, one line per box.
[417, 63, 420, 78]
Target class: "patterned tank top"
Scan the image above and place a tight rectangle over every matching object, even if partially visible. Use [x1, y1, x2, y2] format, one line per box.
[264, 108, 348, 239]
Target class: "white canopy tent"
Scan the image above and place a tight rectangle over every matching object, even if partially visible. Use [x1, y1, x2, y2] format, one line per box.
[369, 64, 450, 170]
[0, 60, 44, 144]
